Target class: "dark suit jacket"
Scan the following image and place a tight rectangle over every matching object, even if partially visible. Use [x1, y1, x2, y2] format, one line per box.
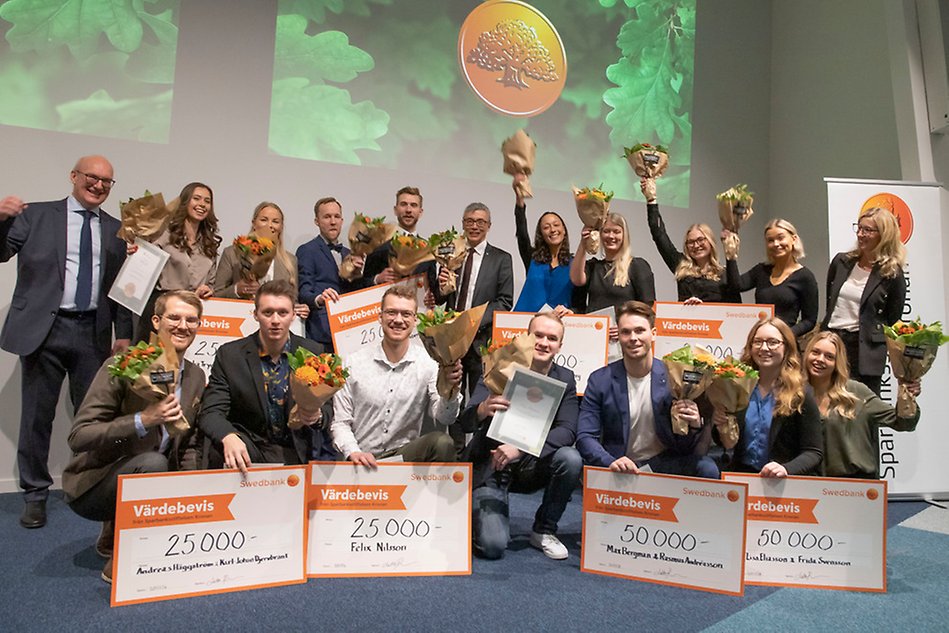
[723, 387, 823, 476]
[197, 332, 321, 463]
[363, 240, 438, 298]
[62, 359, 206, 501]
[214, 244, 297, 298]
[576, 359, 703, 467]
[296, 235, 366, 344]
[821, 252, 906, 375]
[434, 242, 514, 346]
[0, 198, 131, 356]
[459, 364, 579, 488]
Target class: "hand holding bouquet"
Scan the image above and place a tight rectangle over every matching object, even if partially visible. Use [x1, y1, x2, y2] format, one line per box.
[108, 334, 189, 436]
[232, 233, 276, 281]
[716, 184, 755, 233]
[481, 334, 535, 395]
[884, 318, 949, 417]
[624, 143, 669, 179]
[502, 129, 536, 200]
[340, 214, 397, 281]
[287, 348, 348, 429]
[574, 185, 613, 255]
[417, 303, 488, 399]
[117, 190, 169, 242]
[704, 357, 759, 449]
[661, 345, 716, 435]
[389, 233, 435, 277]
[428, 228, 468, 295]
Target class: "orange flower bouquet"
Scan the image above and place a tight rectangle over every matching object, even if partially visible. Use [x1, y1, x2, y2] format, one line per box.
[107, 333, 189, 436]
[389, 233, 435, 277]
[232, 233, 276, 281]
[624, 142, 669, 179]
[884, 318, 949, 417]
[428, 228, 469, 295]
[481, 333, 536, 395]
[117, 190, 170, 242]
[417, 303, 488, 399]
[340, 213, 397, 281]
[501, 129, 536, 199]
[573, 185, 613, 255]
[705, 357, 759, 449]
[661, 345, 716, 435]
[287, 348, 348, 430]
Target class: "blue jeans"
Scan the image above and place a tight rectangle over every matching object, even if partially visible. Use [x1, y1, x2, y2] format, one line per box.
[472, 446, 582, 560]
[640, 451, 720, 479]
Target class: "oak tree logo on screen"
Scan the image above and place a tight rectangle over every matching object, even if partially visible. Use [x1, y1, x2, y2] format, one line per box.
[860, 193, 914, 244]
[458, 0, 567, 117]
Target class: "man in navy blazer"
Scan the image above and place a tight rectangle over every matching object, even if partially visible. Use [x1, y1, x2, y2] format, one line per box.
[296, 197, 368, 351]
[576, 301, 718, 478]
[458, 312, 581, 560]
[0, 155, 132, 528]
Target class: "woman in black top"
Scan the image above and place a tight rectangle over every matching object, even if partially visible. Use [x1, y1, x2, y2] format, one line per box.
[732, 218, 819, 339]
[640, 177, 740, 303]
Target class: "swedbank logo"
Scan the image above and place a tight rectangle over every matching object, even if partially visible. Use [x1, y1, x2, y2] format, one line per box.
[860, 193, 913, 244]
[458, 0, 567, 117]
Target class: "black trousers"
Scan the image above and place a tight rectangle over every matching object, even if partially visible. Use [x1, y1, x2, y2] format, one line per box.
[831, 328, 882, 396]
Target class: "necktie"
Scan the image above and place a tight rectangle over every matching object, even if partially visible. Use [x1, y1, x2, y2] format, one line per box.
[75, 209, 93, 311]
[455, 248, 474, 311]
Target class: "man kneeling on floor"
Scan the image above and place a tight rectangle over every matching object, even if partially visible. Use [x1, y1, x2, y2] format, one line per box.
[459, 311, 582, 560]
[62, 290, 207, 584]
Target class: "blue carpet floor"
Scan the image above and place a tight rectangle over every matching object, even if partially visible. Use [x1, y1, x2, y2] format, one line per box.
[0, 490, 939, 632]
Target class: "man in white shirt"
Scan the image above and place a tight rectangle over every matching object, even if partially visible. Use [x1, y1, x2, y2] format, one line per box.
[576, 301, 719, 478]
[331, 284, 463, 467]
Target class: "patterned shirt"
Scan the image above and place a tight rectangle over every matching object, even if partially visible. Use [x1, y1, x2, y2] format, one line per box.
[259, 339, 292, 446]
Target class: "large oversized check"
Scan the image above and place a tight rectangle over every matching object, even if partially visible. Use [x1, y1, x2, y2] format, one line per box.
[492, 311, 609, 395]
[306, 462, 471, 577]
[581, 467, 748, 595]
[653, 302, 773, 360]
[326, 275, 427, 359]
[111, 467, 307, 606]
[184, 298, 303, 378]
[722, 473, 887, 592]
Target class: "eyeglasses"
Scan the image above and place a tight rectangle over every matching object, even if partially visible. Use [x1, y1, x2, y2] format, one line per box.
[382, 309, 416, 321]
[852, 223, 879, 236]
[685, 237, 708, 248]
[74, 170, 116, 188]
[752, 338, 784, 350]
[161, 314, 201, 328]
[463, 218, 490, 228]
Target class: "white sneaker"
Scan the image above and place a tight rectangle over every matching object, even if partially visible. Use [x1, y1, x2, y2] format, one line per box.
[530, 531, 568, 560]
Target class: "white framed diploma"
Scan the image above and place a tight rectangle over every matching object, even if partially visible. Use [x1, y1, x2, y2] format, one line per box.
[486, 367, 567, 457]
[107, 238, 170, 315]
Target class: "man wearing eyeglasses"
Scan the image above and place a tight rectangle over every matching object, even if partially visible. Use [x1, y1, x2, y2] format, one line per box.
[330, 284, 463, 468]
[0, 155, 132, 529]
[62, 290, 206, 583]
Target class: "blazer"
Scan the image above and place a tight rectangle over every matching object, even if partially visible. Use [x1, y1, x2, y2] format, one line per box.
[821, 252, 906, 375]
[0, 198, 131, 356]
[214, 244, 298, 299]
[296, 235, 361, 344]
[459, 363, 579, 488]
[724, 386, 823, 475]
[62, 358, 206, 501]
[197, 332, 321, 464]
[434, 242, 514, 345]
[576, 359, 702, 467]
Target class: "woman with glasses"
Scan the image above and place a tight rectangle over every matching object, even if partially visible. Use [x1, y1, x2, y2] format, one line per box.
[802, 331, 919, 478]
[214, 201, 309, 320]
[820, 207, 906, 395]
[712, 318, 822, 476]
[731, 218, 819, 339]
[511, 174, 573, 314]
[639, 177, 740, 304]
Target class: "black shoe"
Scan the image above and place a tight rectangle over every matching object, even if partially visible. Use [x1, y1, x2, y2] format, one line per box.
[20, 500, 47, 529]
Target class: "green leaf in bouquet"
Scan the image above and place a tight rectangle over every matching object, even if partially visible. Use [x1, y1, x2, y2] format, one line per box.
[289, 346, 317, 371]
[417, 304, 457, 333]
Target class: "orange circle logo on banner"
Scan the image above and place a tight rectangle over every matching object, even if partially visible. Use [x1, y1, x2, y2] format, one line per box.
[458, 0, 567, 117]
[866, 488, 879, 501]
[727, 490, 740, 502]
[287, 474, 300, 487]
[452, 471, 465, 483]
[860, 193, 913, 244]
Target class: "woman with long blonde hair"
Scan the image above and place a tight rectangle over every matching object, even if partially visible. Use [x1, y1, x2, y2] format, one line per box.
[803, 331, 920, 478]
[712, 317, 822, 476]
[732, 218, 819, 338]
[821, 207, 906, 395]
[215, 201, 309, 319]
[570, 212, 655, 341]
[640, 177, 740, 304]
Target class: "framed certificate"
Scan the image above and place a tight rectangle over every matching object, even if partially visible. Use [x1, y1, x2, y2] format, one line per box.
[107, 238, 170, 315]
[486, 366, 567, 457]
[111, 466, 307, 606]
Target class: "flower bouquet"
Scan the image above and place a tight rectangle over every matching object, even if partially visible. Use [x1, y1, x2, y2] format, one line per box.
[417, 303, 488, 399]
[661, 345, 716, 435]
[232, 233, 276, 281]
[884, 318, 949, 417]
[428, 228, 469, 295]
[624, 142, 669, 179]
[389, 233, 435, 277]
[716, 184, 755, 233]
[481, 333, 536, 395]
[502, 129, 536, 199]
[287, 348, 348, 430]
[340, 213, 397, 281]
[107, 334, 189, 436]
[574, 185, 613, 255]
[117, 190, 169, 242]
[704, 357, 759, 449]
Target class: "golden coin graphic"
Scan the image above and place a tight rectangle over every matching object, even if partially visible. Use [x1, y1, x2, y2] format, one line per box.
[459, 0, 567, 117]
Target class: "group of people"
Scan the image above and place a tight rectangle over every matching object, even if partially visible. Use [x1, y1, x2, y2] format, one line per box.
[0, 154, 920, 584]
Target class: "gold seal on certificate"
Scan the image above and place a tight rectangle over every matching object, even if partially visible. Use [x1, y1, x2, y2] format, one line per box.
[487, 366, 567, 456]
